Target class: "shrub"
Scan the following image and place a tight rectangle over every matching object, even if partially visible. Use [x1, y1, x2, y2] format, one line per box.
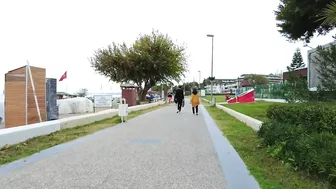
[258, 121, 307, 146]
[266, 103, 336, 134]
[259, 120, 336, 185]
[296, 132, 336, 181]
[259, 102, 336, 185]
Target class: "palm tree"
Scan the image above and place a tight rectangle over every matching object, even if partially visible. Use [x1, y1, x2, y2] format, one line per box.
[319, 1, 336, 25]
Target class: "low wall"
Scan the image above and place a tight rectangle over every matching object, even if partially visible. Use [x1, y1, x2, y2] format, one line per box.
[216, 104, 262, 131]
[255, 98, 286, 103]
[0, 101, 165, 148]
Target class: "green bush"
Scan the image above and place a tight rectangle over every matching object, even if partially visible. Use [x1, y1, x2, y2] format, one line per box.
[259, 121, 336, 184]
[266, 103, 336, 133]
[258, 121, 307, 146]
[296, 132, 336, 181]
[259, 103, 336, 185]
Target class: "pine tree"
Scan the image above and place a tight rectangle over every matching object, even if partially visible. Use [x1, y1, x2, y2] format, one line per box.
[288, 48, 305, 70]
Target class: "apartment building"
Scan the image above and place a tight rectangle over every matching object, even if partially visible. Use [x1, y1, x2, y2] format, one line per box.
[205, 74, 282, 95]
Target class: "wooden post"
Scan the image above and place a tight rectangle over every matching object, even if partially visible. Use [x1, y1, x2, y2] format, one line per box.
[27, 61, 42, 122]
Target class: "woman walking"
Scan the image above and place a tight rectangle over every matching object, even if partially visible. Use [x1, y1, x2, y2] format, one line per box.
[190, 88, 200, 115]
[167, 92, 173, 103]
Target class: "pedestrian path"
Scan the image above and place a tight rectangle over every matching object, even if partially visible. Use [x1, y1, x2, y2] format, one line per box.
[0, 102, 259, 189]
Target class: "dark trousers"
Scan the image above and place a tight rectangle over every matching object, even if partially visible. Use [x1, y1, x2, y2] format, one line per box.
[192, 105, 198, 114]
[177, 99, 183, 111]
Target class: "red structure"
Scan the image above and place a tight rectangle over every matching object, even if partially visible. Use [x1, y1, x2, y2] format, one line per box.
[227, 89, 255, 104]
[120, 83, 137, 107]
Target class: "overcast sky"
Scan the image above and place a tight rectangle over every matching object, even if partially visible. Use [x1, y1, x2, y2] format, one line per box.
[1, 0, 335, 94]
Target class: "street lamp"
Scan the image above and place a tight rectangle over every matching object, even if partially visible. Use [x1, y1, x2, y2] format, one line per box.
[198, 70, 201, 89]
[207, 34, 214, 105]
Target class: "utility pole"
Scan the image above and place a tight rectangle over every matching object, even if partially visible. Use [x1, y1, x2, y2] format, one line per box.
[207, 34, 214, 105]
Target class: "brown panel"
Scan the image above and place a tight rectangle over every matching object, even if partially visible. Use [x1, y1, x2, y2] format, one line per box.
[5, 80, 26, 128]
[5, 74, 26, 82]
[5, 66, 47, 128]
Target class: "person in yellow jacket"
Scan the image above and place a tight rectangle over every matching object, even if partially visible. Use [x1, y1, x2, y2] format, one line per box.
[190, 88, 201, 115]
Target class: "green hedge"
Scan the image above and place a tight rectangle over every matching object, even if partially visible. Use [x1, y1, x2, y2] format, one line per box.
[259, 121, 336, 183]
[266, 103, 336, 133]
[258, 103, 336, 185]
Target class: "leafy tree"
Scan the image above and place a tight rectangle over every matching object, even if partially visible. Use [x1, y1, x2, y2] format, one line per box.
[150, 82, 174, 98]
[320, 1, 336, 26]
[281, 44, 336, 103]
[90, 30, 188, 101]
[150, 82, 173, 92]
[77, 88, 88, 97]
[312, 45, 336, 97]
[288, 48, 305, 71]
[203, 78, 210, 86]
[281, 71, 311, 103]
[275, 0, 334, 42]
[243, 74, 269, 86]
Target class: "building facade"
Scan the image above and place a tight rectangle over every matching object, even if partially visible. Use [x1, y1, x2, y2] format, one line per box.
[205, 74, 282, 95]
[282, 67, 307, 83]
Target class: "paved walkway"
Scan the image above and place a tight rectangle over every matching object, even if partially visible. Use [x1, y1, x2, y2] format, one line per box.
[0, 103, 229, 189]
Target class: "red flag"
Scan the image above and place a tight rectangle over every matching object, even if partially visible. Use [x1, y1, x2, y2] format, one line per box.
[59, 71, 67, 82]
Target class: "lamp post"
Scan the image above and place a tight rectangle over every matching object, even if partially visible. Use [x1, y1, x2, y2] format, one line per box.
[198, 70, 201, 89]
[207, 34, 214, 105]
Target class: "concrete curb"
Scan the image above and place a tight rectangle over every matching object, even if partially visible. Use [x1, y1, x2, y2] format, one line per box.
[216, 104, 262, 131]
[202, 98, 209, 102]
[0, 101, 165, 148]
[201, 105, 261, 189]
[255, 98, 286, 103]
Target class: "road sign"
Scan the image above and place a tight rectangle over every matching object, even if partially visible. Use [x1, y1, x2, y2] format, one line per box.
[94, 95, 112, 107]
[200, 90, 206, 97]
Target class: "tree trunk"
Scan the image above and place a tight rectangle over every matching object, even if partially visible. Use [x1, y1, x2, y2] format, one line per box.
[138, 87, 151, 101]
[139, 91, 147, 101]
[163, 88, 168, 99]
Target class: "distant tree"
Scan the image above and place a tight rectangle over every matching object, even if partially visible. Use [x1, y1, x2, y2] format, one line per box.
[77, 88, 88, 97]
[243, 74, 269, 86]
[313, 45, 336, 93]
[288, 48, 305, 71]
[275, 0, 334, 42]
[281, 70, 310, 103]
[150, 82, 173, 92]
[203, 78, 211, 86]
[90, 30, 188, 101]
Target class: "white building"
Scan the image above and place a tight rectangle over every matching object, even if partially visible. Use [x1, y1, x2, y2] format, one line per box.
[204, 74, 282, 95]
[204, 79, 237, 94]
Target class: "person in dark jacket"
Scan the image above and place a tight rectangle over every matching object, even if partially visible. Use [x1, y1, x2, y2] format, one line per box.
[174, 85, 184, 113]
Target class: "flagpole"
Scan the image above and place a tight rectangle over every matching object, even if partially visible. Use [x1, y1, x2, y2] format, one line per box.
[66, 72, 68, 93]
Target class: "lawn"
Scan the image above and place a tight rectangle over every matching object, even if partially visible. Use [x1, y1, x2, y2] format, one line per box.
[223, 101, 277, 122]
[204, 95, 235, 102]
[205, 106, 329, 189]
[0, 104, 165, 166]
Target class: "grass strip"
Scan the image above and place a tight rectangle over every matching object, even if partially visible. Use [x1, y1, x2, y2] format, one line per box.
[205, 106, 328, 189]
